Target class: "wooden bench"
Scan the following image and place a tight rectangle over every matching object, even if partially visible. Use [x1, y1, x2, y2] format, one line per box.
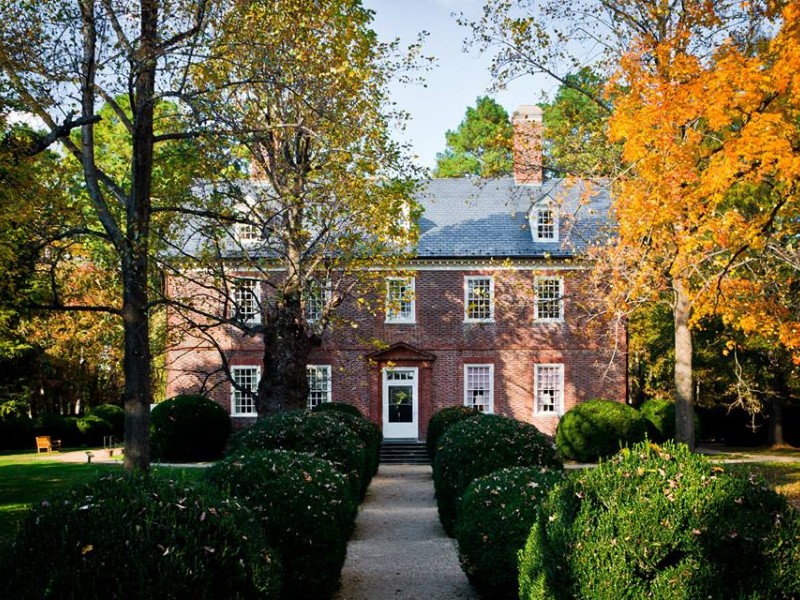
[35, 436, 61, 453]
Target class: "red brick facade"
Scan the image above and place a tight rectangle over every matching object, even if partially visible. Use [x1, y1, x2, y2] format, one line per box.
[165, 260, 627, 439]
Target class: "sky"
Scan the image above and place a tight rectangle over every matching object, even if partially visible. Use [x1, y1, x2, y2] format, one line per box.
[362, 0, 555, 173]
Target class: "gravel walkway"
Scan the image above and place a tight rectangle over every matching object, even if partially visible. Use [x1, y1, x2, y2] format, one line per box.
[335, 464, 479, 600]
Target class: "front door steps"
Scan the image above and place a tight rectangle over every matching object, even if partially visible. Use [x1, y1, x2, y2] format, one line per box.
[379, 440, 429, 465]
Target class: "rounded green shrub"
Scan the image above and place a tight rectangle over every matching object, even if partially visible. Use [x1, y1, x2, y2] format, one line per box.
[639, 398, 701, 443]
[151, 394, 232, 462]
[519, 441, 800, 600]
[206, 450, 354, 599]
[311, 401, 363, 419]
[434, 414, 562, 536]
[86, 403, 124, 439]
[312, 408, 382, 488]
[0, 400, 33, 450]
[1, 473, 282, 600]
[75, 413, 112, 446]
[228, 409, 366, 500]
[555, 398, 648, 462]
[455, 466, 564, 599]
[426, 405, 481, 459]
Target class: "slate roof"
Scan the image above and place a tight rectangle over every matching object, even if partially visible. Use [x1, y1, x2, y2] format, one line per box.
[415, 177, 612, 259]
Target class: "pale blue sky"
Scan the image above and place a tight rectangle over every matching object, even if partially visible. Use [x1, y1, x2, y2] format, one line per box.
[363, 0, 554, 173]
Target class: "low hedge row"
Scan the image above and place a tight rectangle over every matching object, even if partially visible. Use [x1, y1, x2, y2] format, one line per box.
[1, 473, 283, 600]
[206, 450, 355, 599]
[434, 414, 562, 536]
[520, 441, 800, 599]
[426, 405, 481, 460]
[455, 466, 564, 599]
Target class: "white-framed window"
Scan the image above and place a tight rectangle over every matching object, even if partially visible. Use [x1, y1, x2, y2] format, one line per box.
[531, 205, 559, 242]
[534, 364, 564, 415]
[305, 281, 329, 324]
[464, 364, 494, 413]
[233, 279, 261, 324]
[236, 221, 261, 244]
[465, 276, 494, 322]
[385, 277, 415, 324]
[534, 277, 564, 322]
[307, 365, 332, 408]
[231, 366, 259, 416]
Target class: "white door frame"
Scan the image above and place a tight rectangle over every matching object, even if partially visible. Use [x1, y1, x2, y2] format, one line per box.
[382, 367, 419, 439]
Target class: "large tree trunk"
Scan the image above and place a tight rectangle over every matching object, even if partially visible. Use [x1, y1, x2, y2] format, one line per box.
[257, 292, 317, 414]
[673, 278, 695, 450]
[767, 394, 785, 447]
[122, 0, 157, 471]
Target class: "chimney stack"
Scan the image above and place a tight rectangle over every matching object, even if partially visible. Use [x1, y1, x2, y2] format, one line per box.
[512, 105, 543, 186]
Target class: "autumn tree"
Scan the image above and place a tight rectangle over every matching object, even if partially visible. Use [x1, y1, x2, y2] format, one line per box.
[0, 0, 224, 470]
[434, 96, 513, 178]
[464, 0, 789, 449]
[165, 0, 420, 414]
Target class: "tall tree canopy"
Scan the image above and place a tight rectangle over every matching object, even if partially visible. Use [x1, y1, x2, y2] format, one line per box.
[167, 0, 420, 415]
[434, 96, 513, 178]
[464, 0, 792, 448]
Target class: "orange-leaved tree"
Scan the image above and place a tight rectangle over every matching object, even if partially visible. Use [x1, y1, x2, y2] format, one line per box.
[605, 1, 799, 448]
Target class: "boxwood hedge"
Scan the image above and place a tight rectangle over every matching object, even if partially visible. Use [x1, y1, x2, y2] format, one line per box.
[206, 450, 355, 599]
[434, 414, 561, 536]
[519, 441, 800, 600]
[455, 466, 564, 599]
[151, 394, 232, 462]
[1, 473, 282, 600]
[555, 398, 648, 462]
[425, 405, 481, 460]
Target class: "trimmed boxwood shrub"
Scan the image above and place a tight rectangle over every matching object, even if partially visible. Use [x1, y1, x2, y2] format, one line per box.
[455, 466, 564, 599]
[151, 394, 232, 462]
[640, 398, 701, 443]
[75, 413, 113, 446]
[1, 473, 282, 600]
[0, 400, 33, 450]
[207, 450, 354, 599]
[556, 398, 648, 462]
[228, 409, 366, 500]
[312, 408, 382, 487]
[86, 403, 124, 439]
[434, 414, 561, 536]
[426, 405, 481, 459]
[311, 401, 363, 419]
[519, 441, 800, 600]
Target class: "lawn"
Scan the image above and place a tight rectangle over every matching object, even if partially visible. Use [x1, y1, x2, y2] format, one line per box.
[0, 451, 204, 548]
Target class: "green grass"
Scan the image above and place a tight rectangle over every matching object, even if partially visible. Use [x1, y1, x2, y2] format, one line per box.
[0, 452, 205, 548]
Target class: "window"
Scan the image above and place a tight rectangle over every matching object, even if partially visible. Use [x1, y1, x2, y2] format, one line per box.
[233, 279, 260, 324]
[535, 277, 564, 322]
[305, 281, 329, 324]
[464, 364, 494, 413]
[531, 205, 559, 242]
[231, 366, 259, 416]
[236, 221, 261, 244]
[534, 364, 564, 415]
[386, 277, 415, 323]
[465, 276, 494, 322]
[307, 365, 332, 408]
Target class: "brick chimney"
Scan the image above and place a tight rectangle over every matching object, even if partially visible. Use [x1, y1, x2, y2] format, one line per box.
[512, 105, 543, 185]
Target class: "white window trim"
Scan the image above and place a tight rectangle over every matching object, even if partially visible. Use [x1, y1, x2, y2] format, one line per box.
[464, 275, 495, 323]
[234, 201, 262, 245]
[233, 279, 261, 325]
[530, 205, 559, 243]
[534, 363, 564, 417]
[385, 276, 416, 324]
[231, 365, 260, 417]
[307, 364, 332, 408]
[534, 276, 564, 323]
[305, 281, 331, 324]
[464, 364, 494, 414]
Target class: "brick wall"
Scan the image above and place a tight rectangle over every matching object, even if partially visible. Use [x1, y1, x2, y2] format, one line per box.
[164, 261, 627, 438]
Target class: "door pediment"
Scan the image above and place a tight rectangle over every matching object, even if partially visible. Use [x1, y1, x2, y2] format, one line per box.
[367, 342, 436, 363]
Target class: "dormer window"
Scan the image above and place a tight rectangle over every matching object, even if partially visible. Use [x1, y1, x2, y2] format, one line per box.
[234, 200, 262, 245]
[236, 221, 261, 244]
[530, 201, 559, 243]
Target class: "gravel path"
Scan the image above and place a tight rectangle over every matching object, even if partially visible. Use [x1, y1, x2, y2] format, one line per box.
[335, 464, 480, 600]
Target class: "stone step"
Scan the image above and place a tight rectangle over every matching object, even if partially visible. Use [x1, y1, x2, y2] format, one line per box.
[380, 441, 429, 465]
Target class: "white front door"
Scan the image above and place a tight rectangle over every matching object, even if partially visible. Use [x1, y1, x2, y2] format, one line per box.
[382, 367, 419, 439]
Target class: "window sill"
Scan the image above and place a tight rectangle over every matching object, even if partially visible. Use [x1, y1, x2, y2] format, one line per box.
[231, 413, 257, 418]
[464, 319, 495, 324]
[385, 319, 416, 325]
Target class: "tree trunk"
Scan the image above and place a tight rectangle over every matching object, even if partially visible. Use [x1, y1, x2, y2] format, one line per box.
[257, 292, 317, 414]
[673, 278, 695, 450]
[122, 0, 158, 471]
[767, 394, 785, 447]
